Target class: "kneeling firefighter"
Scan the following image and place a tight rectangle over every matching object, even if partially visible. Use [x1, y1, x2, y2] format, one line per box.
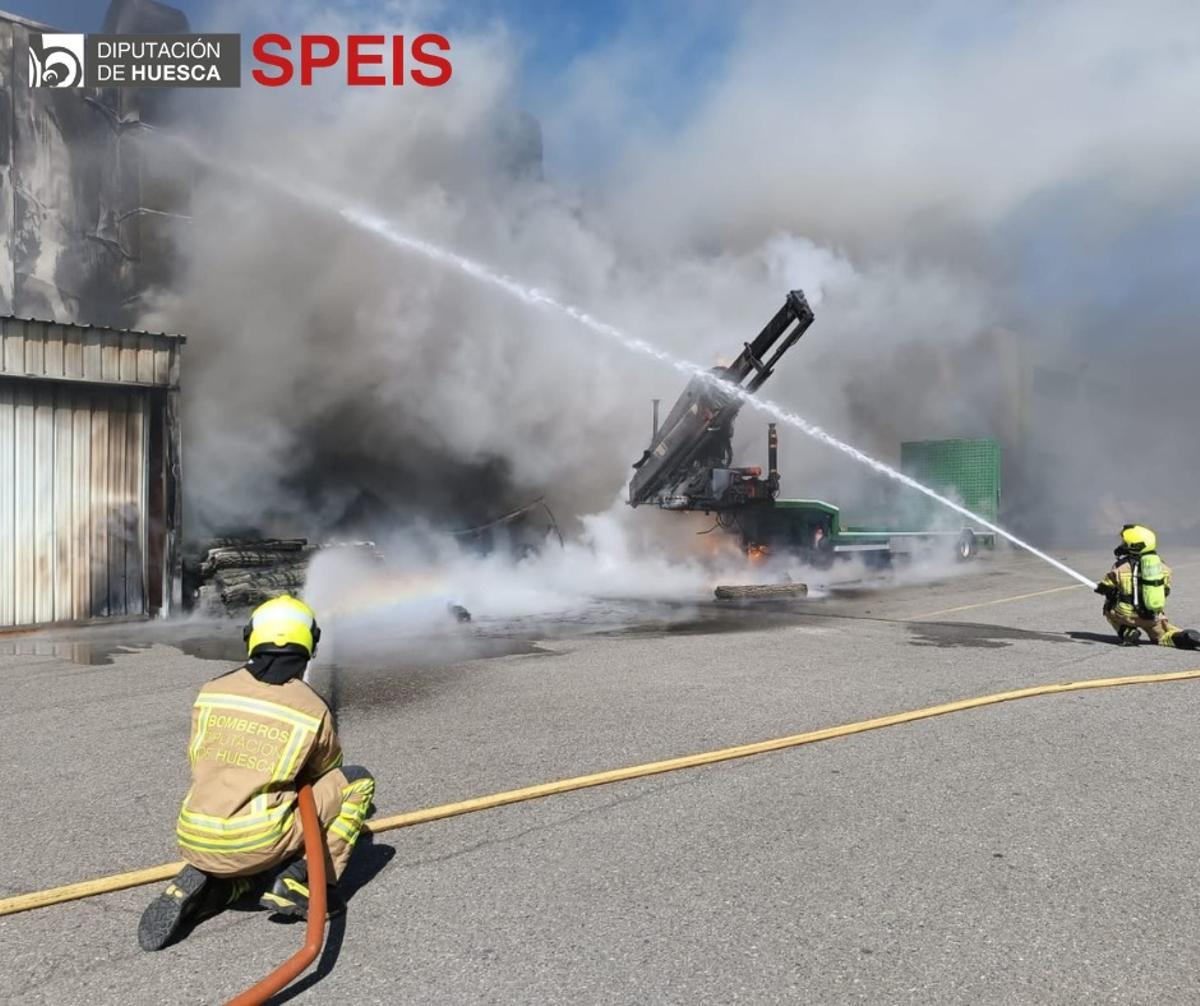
[1094, 525, 1200, 649]
[139, 595, 376, 951]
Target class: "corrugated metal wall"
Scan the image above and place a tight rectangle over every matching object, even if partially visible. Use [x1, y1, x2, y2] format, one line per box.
[1, 317, 179, 387]
[0, 317, 183, 628]
[0, 378, 148, 626]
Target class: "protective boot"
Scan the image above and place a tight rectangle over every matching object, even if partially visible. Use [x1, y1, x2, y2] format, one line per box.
[138, 866, 253, 950]
[1173, 628, 1200, 651]
[258, 859, 345, 920]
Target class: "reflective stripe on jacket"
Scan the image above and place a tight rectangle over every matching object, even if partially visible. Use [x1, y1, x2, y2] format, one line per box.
[1103, 556, 1173, 620]
[177, 668, 341, 871]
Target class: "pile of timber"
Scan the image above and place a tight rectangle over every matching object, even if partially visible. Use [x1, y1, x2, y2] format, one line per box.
[194, 538, 379, 615]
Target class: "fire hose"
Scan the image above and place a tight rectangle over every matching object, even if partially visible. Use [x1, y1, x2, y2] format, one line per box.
[3, 665, 1200, 1004]
[5, 667, 1200, 926]
[225, 784, 327, 1006]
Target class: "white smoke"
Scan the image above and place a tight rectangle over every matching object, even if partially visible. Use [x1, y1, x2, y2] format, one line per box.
[140, 0, 1200, 583]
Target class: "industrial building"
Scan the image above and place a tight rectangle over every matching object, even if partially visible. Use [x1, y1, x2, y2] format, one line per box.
[0, 316, 184, 628]
[0, 3, 190, 629]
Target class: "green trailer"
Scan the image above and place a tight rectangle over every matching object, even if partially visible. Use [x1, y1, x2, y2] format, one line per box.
[738, 495, 994, 569]
[735, 438, 1000, 567]
[900, 438, 1001, 526]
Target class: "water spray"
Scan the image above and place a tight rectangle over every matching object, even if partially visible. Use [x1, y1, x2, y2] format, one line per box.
[174, 138, 1093, 587]
[334, 206, 1094, 588]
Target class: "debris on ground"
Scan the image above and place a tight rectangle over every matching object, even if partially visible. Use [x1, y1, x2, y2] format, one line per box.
[193, 538, 380, 616]
[714, 583, 809, 600]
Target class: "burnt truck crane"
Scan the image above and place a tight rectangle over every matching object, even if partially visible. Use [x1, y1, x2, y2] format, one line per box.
[629, 290, 813, 512]
[628, 291, 990, 567]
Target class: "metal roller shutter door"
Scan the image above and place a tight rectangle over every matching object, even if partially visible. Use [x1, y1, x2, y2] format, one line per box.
[0, 378, 148, 627]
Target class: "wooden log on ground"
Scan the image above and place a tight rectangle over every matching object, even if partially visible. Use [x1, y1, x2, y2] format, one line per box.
[714, 583, 809, 600]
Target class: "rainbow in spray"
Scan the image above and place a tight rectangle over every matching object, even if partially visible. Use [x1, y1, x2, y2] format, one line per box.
[315, 571, 452, 621]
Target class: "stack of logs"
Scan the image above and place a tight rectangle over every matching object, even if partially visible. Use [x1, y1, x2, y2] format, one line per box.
[194, 538, 378, 616]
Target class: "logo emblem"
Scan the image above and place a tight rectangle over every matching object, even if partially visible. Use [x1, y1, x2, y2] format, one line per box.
[29, 34, 86, 87]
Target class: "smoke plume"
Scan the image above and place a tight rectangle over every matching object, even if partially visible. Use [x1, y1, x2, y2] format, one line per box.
[140, 0, 1200, 556]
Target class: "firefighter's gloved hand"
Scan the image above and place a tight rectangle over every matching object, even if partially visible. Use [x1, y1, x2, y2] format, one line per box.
[1094, 582, 1114, 596]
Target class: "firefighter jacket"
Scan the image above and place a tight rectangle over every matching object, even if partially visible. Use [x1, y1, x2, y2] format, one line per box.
[176, 667, 342, 876]
[1101, 555, 1173, 621]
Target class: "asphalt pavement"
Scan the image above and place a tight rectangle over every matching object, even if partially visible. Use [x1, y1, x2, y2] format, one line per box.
[3, 544, 1200, 1004]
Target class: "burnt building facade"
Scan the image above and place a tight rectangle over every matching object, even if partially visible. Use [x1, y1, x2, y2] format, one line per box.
[0, 1, 189, 627]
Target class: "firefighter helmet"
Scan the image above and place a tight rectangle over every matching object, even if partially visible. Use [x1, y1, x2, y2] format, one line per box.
[243, 594, 321, 657]
[1120, 524, 1157, 554]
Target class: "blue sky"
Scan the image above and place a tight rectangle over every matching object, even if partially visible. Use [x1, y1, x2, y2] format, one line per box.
[6, 0, 732, 157]
[4, 0, 731, 96]
[10, 0, 1197, 329]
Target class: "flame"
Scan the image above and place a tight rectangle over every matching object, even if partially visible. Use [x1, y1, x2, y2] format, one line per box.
[746, 544, 769, 565]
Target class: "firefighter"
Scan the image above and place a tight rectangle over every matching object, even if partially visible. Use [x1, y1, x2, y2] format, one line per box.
[138, 595, 376, 951]
[1094, 525, 1200, 649]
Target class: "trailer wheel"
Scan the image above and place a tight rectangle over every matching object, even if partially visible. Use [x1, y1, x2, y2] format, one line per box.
[864, 550, 893, 570]
[956, 529, 977, 561]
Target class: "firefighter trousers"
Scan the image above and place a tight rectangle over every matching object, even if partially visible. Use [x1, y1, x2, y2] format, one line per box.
[1105, 609, 1183, 646]
[247, 765, 375, 883]
[305, 764, 375, 881]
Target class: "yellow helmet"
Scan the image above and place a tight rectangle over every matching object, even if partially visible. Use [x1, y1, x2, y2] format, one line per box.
[243, 594, 321, 657]
[1120, 524, 1157, 554]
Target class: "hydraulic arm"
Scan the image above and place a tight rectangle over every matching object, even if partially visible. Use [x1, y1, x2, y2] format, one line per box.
[628, 290, 814, 511]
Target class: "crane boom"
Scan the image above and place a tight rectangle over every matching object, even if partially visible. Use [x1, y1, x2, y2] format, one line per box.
[628, 290, 814, 511]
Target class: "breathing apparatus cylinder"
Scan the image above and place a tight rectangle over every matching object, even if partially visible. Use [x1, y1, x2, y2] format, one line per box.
[1138, 552, 1167, 616]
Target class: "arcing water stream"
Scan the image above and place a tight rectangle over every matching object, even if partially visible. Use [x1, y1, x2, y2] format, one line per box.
[173, 133, 1094, 588]
[335, 205, 1095, 588]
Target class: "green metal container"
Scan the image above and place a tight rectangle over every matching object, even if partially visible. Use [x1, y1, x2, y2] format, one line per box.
[900, 438, 1001, 524]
